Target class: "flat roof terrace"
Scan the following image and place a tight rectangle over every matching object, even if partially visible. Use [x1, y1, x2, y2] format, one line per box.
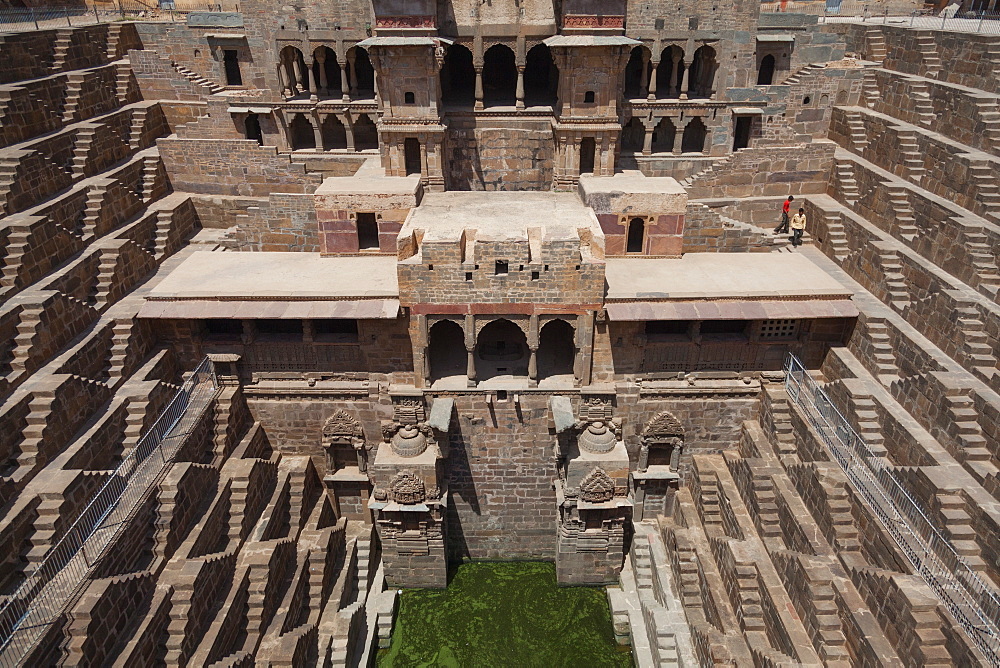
[138, 252, 400, 319]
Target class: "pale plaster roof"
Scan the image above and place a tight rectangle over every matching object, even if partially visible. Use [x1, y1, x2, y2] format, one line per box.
[543, 35, 641, 47]
[140, 252, 400, 319]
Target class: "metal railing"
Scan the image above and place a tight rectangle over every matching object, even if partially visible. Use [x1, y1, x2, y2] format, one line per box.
[0, 357, 217, 667]
[0, 2, 170, 33]
[784, 353, 1000, 665]
[817, 2, 1000, 34]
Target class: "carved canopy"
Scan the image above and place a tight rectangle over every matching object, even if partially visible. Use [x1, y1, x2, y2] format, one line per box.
[641, 411, 684, 442]
[580, 467, 616, 503]
[322, 410, 364, 442]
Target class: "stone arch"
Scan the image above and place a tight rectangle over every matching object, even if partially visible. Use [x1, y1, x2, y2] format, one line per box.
[313, 45, 340, 96]
[476, 318, 529, 379]
[624, 45, 651, 99]
[656, 45, 684, 99]
[681, 117, 707, 153]
[537, 318, 575, 380]
[348, 46, 375, 98]
[483, 44, 517, 106]
[689, 45, 717, 98]
[651, 117, 676, 153]
[279, 45, 308, 96]
[428, 319, 466, 383]
[757, 53, 776, 85]
[289, 113, 315, 150]
[524, 43, 557, 107]
[579, 467, 615, 503]
[321, 115, 347, 150]
[353, 114, 378, 151]
[441, 43, 475, 105]
[620, 116, 645, 153]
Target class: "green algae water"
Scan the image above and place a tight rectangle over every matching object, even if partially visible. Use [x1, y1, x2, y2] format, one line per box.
[378, 562, 632, 668]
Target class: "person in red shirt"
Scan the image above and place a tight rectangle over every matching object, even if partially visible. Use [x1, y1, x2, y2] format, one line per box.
[774, 195, 794, 234]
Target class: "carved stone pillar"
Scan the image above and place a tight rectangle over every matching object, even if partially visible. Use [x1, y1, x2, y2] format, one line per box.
[474, 67, 484, 110]
[344, 115, 355, 151]
[673, 120, 685, 154]
[340, 62, 350, 101]
[311, 113, 323, 152]
[643, 125, 654, 155]
[640, 51, 651, 98]
[347, 51, 356, 97]
[669, 56, 681, 97]
[309, 60, 319, 101]
[680, 60, 690, 100]
[316, 52, 328, 95]
[278, 60, 292, 98]
[291, 54, 304, 94]
[648, 60, 659, 100]
[516, 66, 525, 110]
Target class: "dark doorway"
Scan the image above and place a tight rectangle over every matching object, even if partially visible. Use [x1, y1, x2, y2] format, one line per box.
[351, 47, 375, 98]
[733, 116, 752, 151]
[441, 44, 475, 105]
[322, 115, 347, 150]
[627, 217, 645, 253]
[624, 46, 647, 99]
[689, 45, 716, 98]
[353, 115, 378, 151]
[537, 319, 575, 380]
[428, 320, 466, 383]
[757, 54, 775, 86]
[404, 138, 422, 175]
[524, 43, 557, 107]
[579, 137, 596, 175]
[289, 114, 315, 150]
[681, 118, 707, 153]
[357, 212, 379, 250]
[476, 319, 528, 379]
[244, 113, 262, 145]
[223, 49, 242, 86]
[483, 44, 517, 106]
[651, 117, 676, 153]
[621, 117, 644, 153]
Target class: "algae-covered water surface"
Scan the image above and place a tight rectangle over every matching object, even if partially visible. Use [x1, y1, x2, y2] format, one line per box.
[378, 562, 632, 668]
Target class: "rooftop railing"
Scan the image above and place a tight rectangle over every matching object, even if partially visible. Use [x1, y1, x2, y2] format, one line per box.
[784, 353, 1000, 665]
[0, 357, 217, 668]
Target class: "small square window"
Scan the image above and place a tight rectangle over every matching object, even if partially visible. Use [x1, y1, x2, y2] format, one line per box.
[465, 272, 473, 281]
[531, 271, 540, 280]
[584, 90, 595, 103]
[495, 260, 508, 275]
[428, 264, 434, 271]
[404, 91, 415, 103]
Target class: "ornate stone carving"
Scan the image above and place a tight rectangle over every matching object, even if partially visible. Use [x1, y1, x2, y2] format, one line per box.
[578, 421, 617, 454]
[579, 468, 615, 503]
[389, 471, 426, 504]
[322, 410, 364, 442]
[642, 411, 684, 441]
[393, 397, 425, 425]
[391, 424, 429, 457]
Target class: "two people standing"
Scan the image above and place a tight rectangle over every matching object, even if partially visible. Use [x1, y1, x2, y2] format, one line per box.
[775, 195, 807, 248]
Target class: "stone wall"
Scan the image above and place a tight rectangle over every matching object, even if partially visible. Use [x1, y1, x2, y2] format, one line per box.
[445, 118, 555, 191]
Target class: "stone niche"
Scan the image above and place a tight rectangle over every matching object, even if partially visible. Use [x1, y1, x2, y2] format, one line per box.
[631, 410, 684, 521]
[369, 389, 453, 588]
[552, 393, 632, 585]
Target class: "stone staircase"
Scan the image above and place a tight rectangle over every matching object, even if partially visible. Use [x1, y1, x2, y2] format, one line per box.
[170, 61, 224, 95]
[61, 72, 86, 124]
[884, 184, 919, 242]
[864, 28, 887, 61]
[962, 229, 1000, 298]
[943, 393, 992, 462]
[914, 33, 942, 78]
[50, 30, 73, 73]
[876, 245, 912, 312]
[864, 319, 901, 385]
[843, 109, 868, 153]
[953, 304, 999, 381]
[781, 62, 825, 86]
[894, 129, 926, 183]
[967, 162, 1000, 224]
[905, 79, 936, 128]
[861, 69, 880, 109]
[834, 161, 860, 206]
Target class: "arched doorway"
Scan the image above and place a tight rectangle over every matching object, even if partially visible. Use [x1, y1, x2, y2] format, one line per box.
[689, 45, 716, 98]
[621, 117, 644, 153]
[656, 46, 684, 99]
[524, 43, 557, 107]
[627, 217, 645, 253]
[651, 117, 676, 153]
[428, 320, 466, 384]
[757, 54, 775, 85]
[289, 114, 315, 150]
[476, 319, 528, 380]
[537, 319, 575, 380]
[349, 47, 375, 99]
[312, 46, 341, 96]
[353, 115, 378, 151]
[681, 118, 707, 153]
[483, 44, 517, 106]
[321, 115, 347, 150]
[624, 46, 649, 99]
[441, 43, 475, 105]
